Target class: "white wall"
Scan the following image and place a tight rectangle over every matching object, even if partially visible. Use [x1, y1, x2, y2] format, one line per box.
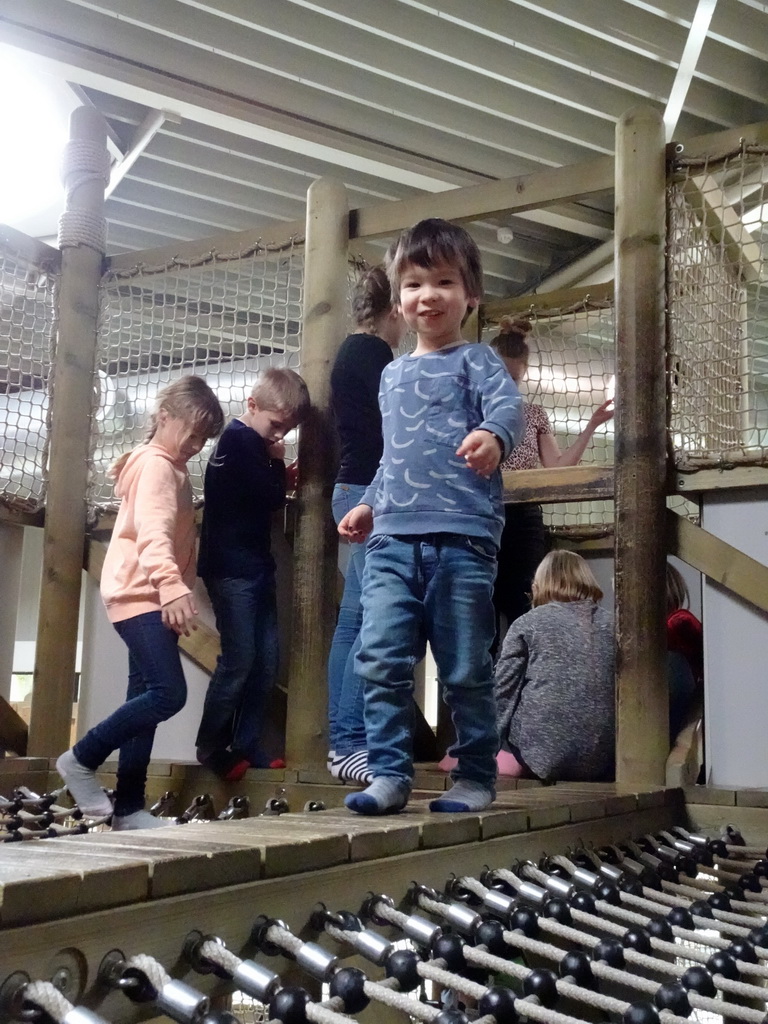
[0, 523, 24, 701]
[702, 488, 768, 788]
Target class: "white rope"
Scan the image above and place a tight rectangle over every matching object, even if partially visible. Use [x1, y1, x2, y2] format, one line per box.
[199, 939, 241, 977]
[362, 979, 436, 1022]
[265, 924, 303, 957]
[58, 209, 106, 252]
[23, 982, 74, 1024]
[126, 954, 171, 993]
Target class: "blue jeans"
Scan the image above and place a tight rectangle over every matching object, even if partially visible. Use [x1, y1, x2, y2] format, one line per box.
[196, 573, 279, 766]
[327, 483, 368, 753]
[356, 533, 499, 789]
[73, 611, 187, 817]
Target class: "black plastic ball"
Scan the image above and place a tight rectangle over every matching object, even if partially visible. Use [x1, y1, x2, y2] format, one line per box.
[593, 938, 625, 968]
[623, 1001, 660, 1024]
[478, 986, 517, 1024]
[549, 864, 571, 880]
[754, 858, 768, 879]
[729, 939, 758, 964]
[748, 924, 768, 947]
[523, 968, 559, 1008]
[595, 881, 621, 906]
[570, 891, 597, 915]
[431, 934, 467, 973]
[737, 873, 762, 893]
[677, 856, 699, 879]
[666, 906, 694, 930]
[681, 965, 716, 997]
[543, 898, 572, 925]
[707, 891, 732, 911]
[707, 950, 740, 980]
[385, 949, 421, 992]
[640, 867, 663, 891]
[433, 1011, 469, 1024]
[709, 839, 728, 858]
[200, 1012, 240, 1024]
[620, 878, 645, 897]
[269, 987, 310, 1024]
[689, 900, 714, 920]
[329, 968, 369, 1014]
[657, 861, 679, 883]
[654, 982, 691, 1017]
[559, 950, 595, 989]
[509, 907, 539, 938]
[646, 917, 674, 942]
[622, 927, 652, 955]
[473, 919, 508, 958]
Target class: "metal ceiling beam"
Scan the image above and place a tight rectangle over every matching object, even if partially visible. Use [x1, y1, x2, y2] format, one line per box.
[106, 108, 180, 198]
[664, 0, 719, 141]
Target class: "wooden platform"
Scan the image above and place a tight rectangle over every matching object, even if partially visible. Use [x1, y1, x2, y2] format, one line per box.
[3, 756, 768, 1022]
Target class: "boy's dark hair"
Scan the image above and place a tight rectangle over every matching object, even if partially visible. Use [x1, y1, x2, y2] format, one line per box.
[251, 367, 311, 423]
[385, 218, 483, 303]
[351, 266, 393, 329]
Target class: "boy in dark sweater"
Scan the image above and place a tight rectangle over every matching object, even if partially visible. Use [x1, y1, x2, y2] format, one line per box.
[196, 367, 310, 779]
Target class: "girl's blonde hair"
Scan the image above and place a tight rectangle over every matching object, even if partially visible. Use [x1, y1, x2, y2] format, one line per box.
[490, 315, 533, 360]
[111, 375, 224, 476]
[666, 563, 690, 615]
[531, 550, 603, 607]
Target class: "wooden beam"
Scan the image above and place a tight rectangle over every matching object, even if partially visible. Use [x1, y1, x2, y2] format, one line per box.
[614, 107, 669, 789]
[667, 509, 768, 616]
[285, 178, 349, 772]
[483, 282, 614, 324]
[0, 505, 45, 529]
[351, 156, 614, 241]
[0, 696, 27, 756]
[671, 118, 768, 162]
[29, 107, 108, 758]
[674, 465, 768, 493]
[106, 219, 305, 273]
[502, 465, 614, 504]
[680, 173, 762, 284]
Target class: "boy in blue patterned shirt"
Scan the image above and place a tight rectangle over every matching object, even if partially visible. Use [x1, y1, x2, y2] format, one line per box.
[338, 218, 524, 815]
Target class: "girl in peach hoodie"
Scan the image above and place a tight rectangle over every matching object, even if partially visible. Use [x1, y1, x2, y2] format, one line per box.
[56, 376, 224, 830]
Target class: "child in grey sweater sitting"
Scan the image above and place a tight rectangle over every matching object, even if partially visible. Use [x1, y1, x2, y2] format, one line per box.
[495, 550, 615, 782]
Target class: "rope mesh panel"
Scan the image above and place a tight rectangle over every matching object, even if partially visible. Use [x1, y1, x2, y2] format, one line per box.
[483, 300, 616, 538]
[89, 238, 304, 513]
[667, 147, 768, 472]
[0, 242, 57, 513]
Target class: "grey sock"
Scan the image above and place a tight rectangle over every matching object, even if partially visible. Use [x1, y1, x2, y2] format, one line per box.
[345, 776, 411, 815]
[429, 779, 495, 813]
[112, 810, 175, 831]
[56, 749, 114, 818]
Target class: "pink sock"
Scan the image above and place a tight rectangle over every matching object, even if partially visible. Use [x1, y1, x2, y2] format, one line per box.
[496, 749, 527, 777]
[438, 753, 458, 772]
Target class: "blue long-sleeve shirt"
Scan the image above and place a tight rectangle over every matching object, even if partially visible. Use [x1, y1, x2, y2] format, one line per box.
[362, 343, 524, 546]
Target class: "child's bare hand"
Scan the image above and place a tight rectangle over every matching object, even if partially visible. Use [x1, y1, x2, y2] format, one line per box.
[269, 439, 287, 460]
[456, 429, 502, 477]
[162, 594, 199, 636]
[589, 398, 614, 429]
[338, 504, 373, 542]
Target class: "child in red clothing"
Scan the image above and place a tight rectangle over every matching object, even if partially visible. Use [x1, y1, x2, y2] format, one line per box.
[666, 563, 703, 741]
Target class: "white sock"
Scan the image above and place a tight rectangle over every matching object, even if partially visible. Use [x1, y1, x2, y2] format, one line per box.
[331, 750, 374, 785]
[429, 779, 495, 813]
[112, 810, 176, 831]
[56, 750, 114, 818]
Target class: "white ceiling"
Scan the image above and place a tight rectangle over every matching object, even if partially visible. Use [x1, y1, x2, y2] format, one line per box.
[0, 0, 766, 297]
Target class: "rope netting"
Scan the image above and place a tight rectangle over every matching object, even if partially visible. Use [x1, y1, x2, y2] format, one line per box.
[482, 299, 616, 538]
[0, 241, 57, 513]
[89, 237, 305, 513]
[667, 146, 768, 472]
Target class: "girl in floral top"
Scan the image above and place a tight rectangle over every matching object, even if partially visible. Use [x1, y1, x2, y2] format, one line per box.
[491, 317, 613, 644]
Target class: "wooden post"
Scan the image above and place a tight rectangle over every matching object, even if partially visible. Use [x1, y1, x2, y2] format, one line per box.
[29, 107, 108, 756]
[614, 107, 668, 788]
[285, 177, 349, 769]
